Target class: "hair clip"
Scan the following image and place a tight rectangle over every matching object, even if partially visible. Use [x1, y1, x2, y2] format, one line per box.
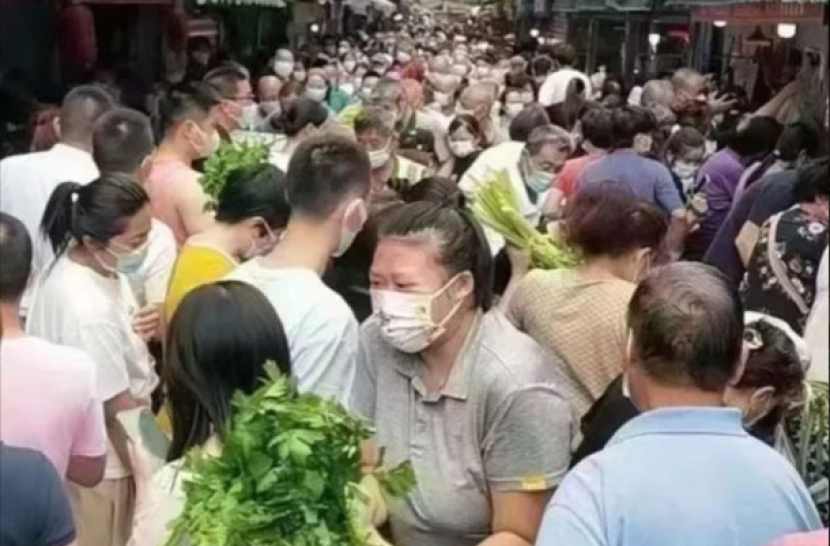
[744, 328, 764, 351]
[70, 191, 79, 204]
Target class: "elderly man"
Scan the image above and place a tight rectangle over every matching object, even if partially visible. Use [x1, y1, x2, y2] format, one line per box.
[458, 83, 506, 147]
[536, 263, 822, 546]
[460, 125, 572, 254]
[250, 75, 283, 131]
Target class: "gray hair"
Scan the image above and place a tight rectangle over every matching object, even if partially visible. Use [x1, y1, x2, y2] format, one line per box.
[368, 78, 403, 108]
[628, 263, 745, 393]
[640, 79, 674, 109]
[354, 107, 397, 138]
[527, 125, 573, 156]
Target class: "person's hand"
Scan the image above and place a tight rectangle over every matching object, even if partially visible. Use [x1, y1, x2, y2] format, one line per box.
[506, 244, 531, 277]
[132, 303, 161, 342]
[707, 92, 738, 115]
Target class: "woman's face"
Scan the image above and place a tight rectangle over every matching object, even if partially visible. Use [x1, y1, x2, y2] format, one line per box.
[88, 204, 153, 271]
[371, 238, 471, 323]
[449, 124, 477, 145]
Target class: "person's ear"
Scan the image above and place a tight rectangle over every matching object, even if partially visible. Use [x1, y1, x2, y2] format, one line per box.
[451, 271, 475, 302]
[622, 331, 635, 374]
[749, 386, 777, 421]
[729, 340, 750, 387]
[53, 117, 61, 139]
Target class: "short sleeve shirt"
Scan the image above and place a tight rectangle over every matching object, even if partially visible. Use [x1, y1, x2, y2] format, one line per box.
[350, 312, 573, 546]
[576, 150, 683, 214]
[536, 408, 822, 546]
[0, 444, 76, 546]
[1, 336, 106, 479]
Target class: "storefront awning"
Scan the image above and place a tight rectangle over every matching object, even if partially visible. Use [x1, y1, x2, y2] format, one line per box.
[196, 0, 288, 7]
[664, 0, 826, 6]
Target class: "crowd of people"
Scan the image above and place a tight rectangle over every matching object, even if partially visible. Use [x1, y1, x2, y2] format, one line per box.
[0, 18, 828, 546]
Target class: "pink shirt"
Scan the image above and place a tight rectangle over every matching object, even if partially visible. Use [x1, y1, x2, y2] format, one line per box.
[142, 158, 202, 246]
[767, 531, 829, 546]
[557, 152, 605, 198]
[0, 336, 107, 478]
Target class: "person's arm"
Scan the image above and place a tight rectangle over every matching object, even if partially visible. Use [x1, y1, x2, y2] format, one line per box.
[754, 80, 800, 119]
[500, 246, 531, 314]
[478, 491, 551, 546]
[175, 177, 214, 239]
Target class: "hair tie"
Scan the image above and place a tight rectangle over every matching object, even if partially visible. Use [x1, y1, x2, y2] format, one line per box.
[70, 191, 80, 204]
[744, 327, 764, 351]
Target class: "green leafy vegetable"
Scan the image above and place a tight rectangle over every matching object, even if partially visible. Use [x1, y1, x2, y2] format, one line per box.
[471, 170, 580, 270]
[201, 140, 270, 205]
[165, 363, 415, 546]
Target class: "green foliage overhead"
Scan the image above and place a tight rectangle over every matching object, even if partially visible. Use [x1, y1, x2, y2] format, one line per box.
[201, 140, 270, 205]
[165, 363, 415, 546]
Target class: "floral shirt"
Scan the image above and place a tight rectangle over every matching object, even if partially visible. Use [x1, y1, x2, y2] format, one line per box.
[742, 205, 829, 335]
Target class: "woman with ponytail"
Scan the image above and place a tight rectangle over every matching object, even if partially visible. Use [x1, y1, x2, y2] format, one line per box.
[27, 173, 159, 546]
[349, 199, 573, 546]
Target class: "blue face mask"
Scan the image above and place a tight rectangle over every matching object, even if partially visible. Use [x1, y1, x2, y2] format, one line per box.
[106, 240, 149, 275]
[526, 170, 555, 193]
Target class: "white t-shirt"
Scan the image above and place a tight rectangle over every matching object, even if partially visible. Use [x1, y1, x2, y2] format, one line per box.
[26, 253, 159, 478]
[538, 68, 592, 107]
[131, 219, 177, 306]
[805, 248, 829, 383]
[226, 262, 358, 404]
[459, 141, 549, 255]
[0, 144, 99, 313]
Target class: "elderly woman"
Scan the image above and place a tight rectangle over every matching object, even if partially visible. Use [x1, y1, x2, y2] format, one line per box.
[351, 200, 572, 546]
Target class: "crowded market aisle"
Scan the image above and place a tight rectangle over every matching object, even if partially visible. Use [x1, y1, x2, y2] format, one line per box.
[0, 12, 828, 546]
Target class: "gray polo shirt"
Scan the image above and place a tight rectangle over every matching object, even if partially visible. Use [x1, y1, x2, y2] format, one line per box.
[350, 312, 573, 546]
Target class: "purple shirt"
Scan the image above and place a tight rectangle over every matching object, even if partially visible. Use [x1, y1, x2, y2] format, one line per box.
[576, 150, 683, 214]
[685, 148, 748, 260]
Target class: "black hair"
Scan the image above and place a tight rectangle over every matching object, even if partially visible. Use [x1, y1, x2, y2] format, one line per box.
[165, 281, 292, 461]
[379, 201, 494, 311]
[531, 55, 554, 78]
[793, 157, 830, 203]
[286, 135, 371, 219]
[282, 97, 328, 137]
[203, 64, 249, 100]
[776, 121, 823, 163]
[354, 107, 396, 139]
[448, 114, 483, 144]
[92, 108, 154, 175]
[552, 43, 577, 67]
[729, 116, 783, 159]
[509, 104, 551, 143]
[629, 263, 745, 392]
[558, 77, 587, 131]
[59, 85, 115, 143]
[611, 105, 657, 149]
[215, 164, 290, 229]
[0, 213, 32, 302]
[581, 107, 614, 150]
[159, 84, 219, 134]
[40, 173, 149, 258]
[400, 176, 463, 205]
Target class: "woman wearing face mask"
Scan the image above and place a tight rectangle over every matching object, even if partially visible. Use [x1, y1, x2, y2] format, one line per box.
[292, 60, 308, 84]
[664, 126, 707, 203]
[500, 87, 526, 133]
[28, 174, 158, 544]
[164, 164, 290, 320]
[508, 181, 669, 421]
[270, 97, 329, 172]
[438, 114, 484, 182]
[353, 199, 573, 546]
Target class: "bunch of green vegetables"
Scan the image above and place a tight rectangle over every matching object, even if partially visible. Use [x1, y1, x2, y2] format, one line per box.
[165, 363, 414, 546]
[201, 139, 270, 204]
[471, 170, 580, 270]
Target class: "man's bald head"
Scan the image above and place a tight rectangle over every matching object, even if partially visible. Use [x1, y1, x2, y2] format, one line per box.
[258, 75, 282, 102]
[460, 83, 495, 113]
[641, 79, 675, 109]
[672, 68, 708, 112]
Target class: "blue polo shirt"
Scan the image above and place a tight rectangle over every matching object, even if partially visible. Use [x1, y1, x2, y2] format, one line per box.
[536, 407, 821, 546]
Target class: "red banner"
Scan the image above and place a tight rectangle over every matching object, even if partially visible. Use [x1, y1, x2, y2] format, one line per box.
[693, 3, 825, 23]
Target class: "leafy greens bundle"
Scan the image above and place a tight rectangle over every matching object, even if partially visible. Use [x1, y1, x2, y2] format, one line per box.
[471, 170, 580, 270]
[201, 139, 270, 204]
[165, 363, 414, 546]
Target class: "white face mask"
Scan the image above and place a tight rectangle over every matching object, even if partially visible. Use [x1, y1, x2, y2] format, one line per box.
[672, 160, 699, 190]
[368, 140, 392, 170]
[240, 103, 260, 131]
[100, 240, 150, 275]
[306, 87, 328, 103]
[333, 199, 368, 258]
[371, 274, 465, 354]
[505, 102, 523, 119]
[433, 91, 453, 107]
[244, 220, 279, 260]
[273, 60, 294, 79]
[449, 140, 478, 158]
[397, 52, 413, 65]
[343, 60, 357, 73]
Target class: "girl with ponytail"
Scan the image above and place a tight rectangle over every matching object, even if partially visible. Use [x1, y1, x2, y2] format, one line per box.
[27, 173, 159, 545]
